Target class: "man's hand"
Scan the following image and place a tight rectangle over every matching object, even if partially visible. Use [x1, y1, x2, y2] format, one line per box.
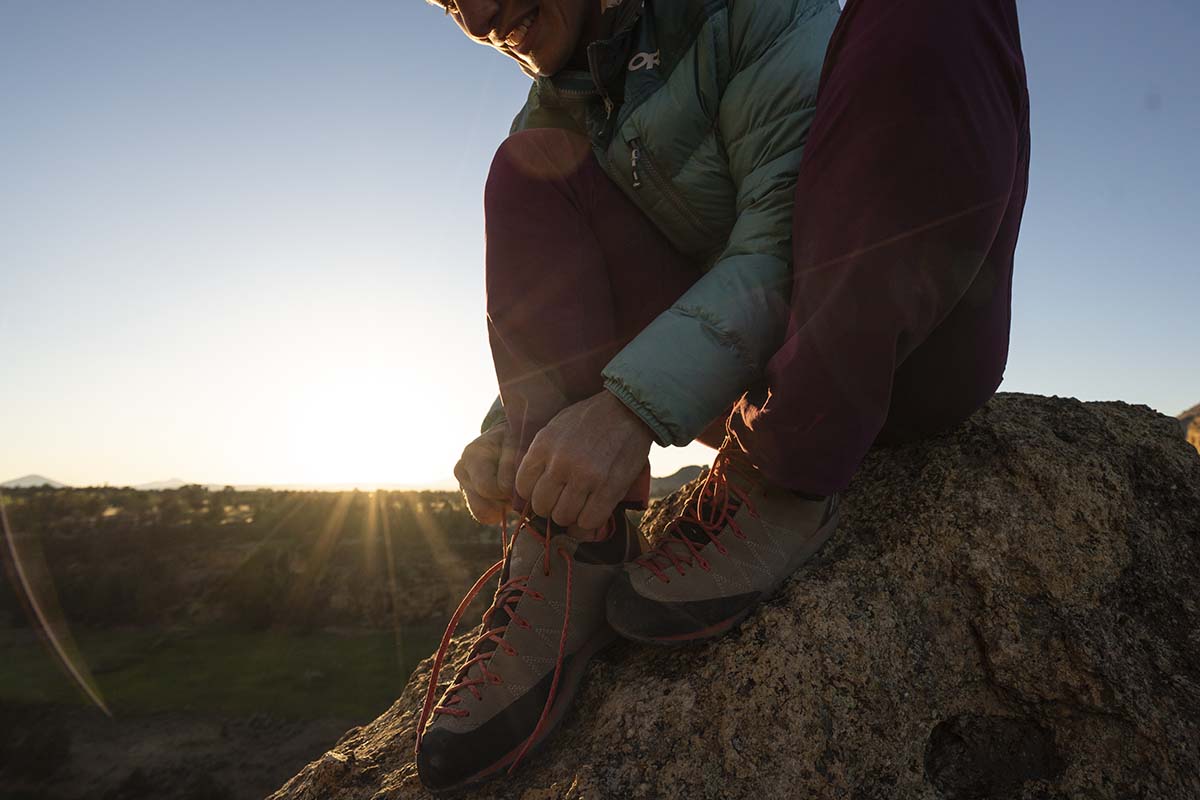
[454, 422, 517, 525]
[516, 390, 655, 531]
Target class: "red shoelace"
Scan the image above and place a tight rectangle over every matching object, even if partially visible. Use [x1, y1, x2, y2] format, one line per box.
[414, 509, 576, 774]
[636, 438, 761, 583]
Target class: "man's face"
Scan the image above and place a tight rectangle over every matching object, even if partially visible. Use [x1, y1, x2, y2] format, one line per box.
[439, 0, 593, 77]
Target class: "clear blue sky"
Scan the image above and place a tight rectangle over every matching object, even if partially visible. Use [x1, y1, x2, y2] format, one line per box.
[1, 0, 1197, 487]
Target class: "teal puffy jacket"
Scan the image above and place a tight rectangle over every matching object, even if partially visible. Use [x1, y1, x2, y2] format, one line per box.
[486, 0, 840, 445]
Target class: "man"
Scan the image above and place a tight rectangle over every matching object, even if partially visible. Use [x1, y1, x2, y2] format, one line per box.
[416, 0, 1030, 792]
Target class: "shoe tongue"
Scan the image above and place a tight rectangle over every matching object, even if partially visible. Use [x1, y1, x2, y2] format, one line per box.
[674, 456, 753, 547]
[505, 517, 556, 580]
[673, 517, 712, 547]
[717, 448, 760, 495]
[475, 518, 556, 647]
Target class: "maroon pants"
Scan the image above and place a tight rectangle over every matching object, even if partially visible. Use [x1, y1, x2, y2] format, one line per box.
[486, 0, 1030, 504]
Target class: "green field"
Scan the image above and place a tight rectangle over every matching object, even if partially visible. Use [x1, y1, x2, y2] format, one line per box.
[0, 625, 444, 720]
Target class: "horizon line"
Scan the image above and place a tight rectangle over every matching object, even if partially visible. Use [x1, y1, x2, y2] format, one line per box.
[1, 466, 709, 493]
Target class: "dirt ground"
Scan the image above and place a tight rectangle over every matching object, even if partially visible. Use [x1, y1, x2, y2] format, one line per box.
[0, 703, 355, 800]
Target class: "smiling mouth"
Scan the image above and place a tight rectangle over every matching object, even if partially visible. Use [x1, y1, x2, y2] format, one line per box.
[503, 7, 539, 49]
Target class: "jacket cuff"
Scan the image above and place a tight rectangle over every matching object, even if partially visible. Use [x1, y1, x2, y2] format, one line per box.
[480, 395, 507, 434]
[600, 254, 788, 446]
[602, 378, 673, 447]
[601, 311, 759, 447]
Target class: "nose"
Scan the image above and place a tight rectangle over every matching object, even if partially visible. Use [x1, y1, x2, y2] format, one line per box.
[456, 0, 501, 41]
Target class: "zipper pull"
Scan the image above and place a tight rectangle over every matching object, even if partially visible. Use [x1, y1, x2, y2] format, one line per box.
[587, 42, 615, 121]
[631, 143, 642, 189]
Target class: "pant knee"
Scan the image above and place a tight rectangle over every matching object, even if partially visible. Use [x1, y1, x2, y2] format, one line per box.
[878, 338, 1008, 446]
[484, 129, 592, 215]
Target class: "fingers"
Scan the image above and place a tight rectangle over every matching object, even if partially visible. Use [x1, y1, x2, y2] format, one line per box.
[453, 426, 516, 525]
[550, 482, 589, 528]
[512, 392, 655, 528]
[462, 486, 507, 525]
[519, 437, 592, 526]
[528, 472, 565, 521]
[514, 440, 544, 504]
[577, 438, 649, 530]
[577, 481, 625, 532]
[452, 457, 470, 487]
[516, 456, 566, 520]
[455, 428, 508, 501]
[470, 453, 504, 500]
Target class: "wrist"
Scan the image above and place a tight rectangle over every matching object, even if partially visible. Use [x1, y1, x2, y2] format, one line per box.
[601, 388, 655, 445]
[601, 382, 669, 447]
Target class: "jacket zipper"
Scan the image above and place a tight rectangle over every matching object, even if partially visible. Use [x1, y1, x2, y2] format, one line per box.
[554, 86, 595, 100]
[628, 137, 706, 233]
[587, 44, 615, 119]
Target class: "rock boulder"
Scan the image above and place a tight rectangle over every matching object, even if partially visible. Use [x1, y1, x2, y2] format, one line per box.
[271, 394, 1200, 799]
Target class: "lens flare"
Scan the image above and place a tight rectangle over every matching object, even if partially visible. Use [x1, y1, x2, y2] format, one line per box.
[0, 490, 111, 716]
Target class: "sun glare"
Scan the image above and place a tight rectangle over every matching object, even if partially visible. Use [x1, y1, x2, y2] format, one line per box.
[272, 347, 715, 488]
[281, 374, 447, 487]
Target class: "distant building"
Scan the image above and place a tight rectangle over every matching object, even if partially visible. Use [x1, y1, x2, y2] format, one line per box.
[1179, 402, 1200, 456]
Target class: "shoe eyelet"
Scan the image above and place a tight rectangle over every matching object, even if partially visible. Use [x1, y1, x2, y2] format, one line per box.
[699, 561, 710, 571]
[490, 674, 503, 685]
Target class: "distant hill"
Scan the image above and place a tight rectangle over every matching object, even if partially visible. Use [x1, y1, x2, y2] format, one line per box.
[122, 476, 463, 492]
[650, 465, 706, 498]
[1179, 402, 1200, 455]
[1, 474, 67, 489]
[134, 478, 189, 491]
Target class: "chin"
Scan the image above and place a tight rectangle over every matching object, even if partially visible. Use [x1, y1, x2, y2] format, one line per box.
[511, 55, 548, 77]
[526, 50, 570, 77]
[513, 35, 574, 77]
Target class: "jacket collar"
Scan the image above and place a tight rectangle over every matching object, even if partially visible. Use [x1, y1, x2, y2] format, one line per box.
[534, 0, 644, 103]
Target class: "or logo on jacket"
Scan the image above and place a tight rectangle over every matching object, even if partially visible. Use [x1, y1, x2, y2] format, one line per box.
[628, 50, 661, 71]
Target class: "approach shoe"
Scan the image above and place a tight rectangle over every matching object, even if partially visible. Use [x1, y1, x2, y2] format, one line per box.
[415, 510, 639, 794]
[606, 439, 839, 644]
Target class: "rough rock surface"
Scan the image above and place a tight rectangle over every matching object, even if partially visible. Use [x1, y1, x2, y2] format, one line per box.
[271, 394, 1200, 800]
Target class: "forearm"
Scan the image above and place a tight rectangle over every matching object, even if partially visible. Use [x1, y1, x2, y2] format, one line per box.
[601, 252, 789, 446]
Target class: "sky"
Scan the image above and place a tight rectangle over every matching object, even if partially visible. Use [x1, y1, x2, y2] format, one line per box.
[1, 0, 1197, 489]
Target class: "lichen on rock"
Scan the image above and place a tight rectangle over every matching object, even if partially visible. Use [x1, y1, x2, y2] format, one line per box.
[270, 394, 1200, 800]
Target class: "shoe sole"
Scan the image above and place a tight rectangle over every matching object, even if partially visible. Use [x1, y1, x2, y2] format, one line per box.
[620, 503, 841, 646]
[423, 623, 618, 796]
